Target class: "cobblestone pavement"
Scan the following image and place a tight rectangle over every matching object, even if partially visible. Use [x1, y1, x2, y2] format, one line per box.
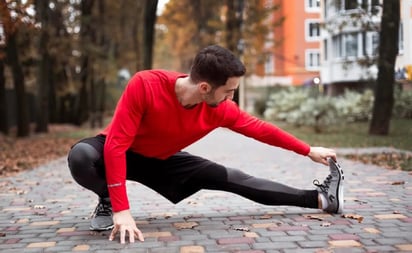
[0, 128, 411, 253]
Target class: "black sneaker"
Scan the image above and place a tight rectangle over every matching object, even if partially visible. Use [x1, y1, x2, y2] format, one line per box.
[313, 158, 344, 214]
[90, 197, 114, 231]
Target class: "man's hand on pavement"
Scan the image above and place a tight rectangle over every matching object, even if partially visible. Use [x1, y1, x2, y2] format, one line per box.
[109, 209, 144, 244]
[308, 146, 337, 166]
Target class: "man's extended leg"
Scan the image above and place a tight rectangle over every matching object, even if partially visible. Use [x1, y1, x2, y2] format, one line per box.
[67, 135, 114, 231]
[150, 151, 343, 213]
[185, 159, 320, 209]
[125, 151, 319, 209]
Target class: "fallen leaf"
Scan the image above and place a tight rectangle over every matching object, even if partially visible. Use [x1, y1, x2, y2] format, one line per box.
[258, 214, 272, 219]
[230, 225, 250, 232]
[173, 222, 198, 229]
[320, 222, 331, 227]
[303, 214, 324, 221]
[342, 213, 364, 223]
[391, 181, 405, 185]
[354, 199, 368, 204]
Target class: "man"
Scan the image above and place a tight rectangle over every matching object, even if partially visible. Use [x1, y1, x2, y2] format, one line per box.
[68, 45, 344, 244]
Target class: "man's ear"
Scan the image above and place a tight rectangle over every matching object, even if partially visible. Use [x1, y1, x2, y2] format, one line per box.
[199, 82, 212, 93]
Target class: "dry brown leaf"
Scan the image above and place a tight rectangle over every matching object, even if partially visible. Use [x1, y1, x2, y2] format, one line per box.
[230, 225, 250, 232]
[304, 215, 324, 221]
[174, 222, 198, 229]
[391, 181, 405, 185]
[320, 222, 332, 227]
[342, 213, 364, 223]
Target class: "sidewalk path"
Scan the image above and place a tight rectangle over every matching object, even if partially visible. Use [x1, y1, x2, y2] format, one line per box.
[0, 128, 411, 252]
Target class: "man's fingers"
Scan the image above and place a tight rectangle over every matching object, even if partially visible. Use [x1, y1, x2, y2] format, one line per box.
[120, 229, 126, 244]
[109, 227, 118, 241]
[135, 229, 145, 242]
[129, 228, 135, 243]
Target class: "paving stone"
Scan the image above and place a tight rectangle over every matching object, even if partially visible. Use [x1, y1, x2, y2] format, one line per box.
[72, 244, 90, 251]
[374, 214, 408, 219]
[396, 244, 412, 251]
[329, 233, 360, 241]
[328, 240, 362, 247]
[217, 237, 255, 245]
[26, 241, 57, 248]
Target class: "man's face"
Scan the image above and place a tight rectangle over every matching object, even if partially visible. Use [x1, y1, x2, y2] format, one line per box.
[204, 77, 240, 107]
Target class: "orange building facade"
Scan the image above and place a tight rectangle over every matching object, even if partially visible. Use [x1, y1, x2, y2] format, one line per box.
[262, 0, 321, 86]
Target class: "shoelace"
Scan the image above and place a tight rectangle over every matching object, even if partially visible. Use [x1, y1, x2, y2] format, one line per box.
[93, 202, 112, 217]
[313, 174, 332, 193]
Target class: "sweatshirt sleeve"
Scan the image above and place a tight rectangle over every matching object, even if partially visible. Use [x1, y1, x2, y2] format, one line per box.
[223, 101, 310, 156]
[103, 76, 146, 212]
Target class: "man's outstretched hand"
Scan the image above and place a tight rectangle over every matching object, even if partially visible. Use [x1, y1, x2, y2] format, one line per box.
[109, 209, 144, 244]
[308, 146, 337, 166]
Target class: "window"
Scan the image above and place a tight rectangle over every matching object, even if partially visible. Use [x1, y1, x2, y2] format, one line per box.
[332, 35, 342, 58]
[305, 0, 320, 12]
[265, 55, 274, 75]
[332, 33, 361, 59]
[323, 39, 328, 61]
[398, 22, 404, 54]
[306, 20, 321, 41]
[344, 0, 358, 10]
[364, 32, 379, 56]
[306, 50, 321, 70]
[343, 33, 358, 57]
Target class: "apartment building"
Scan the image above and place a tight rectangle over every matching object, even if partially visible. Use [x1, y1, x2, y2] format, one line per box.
[320, 0, 412, 94]
[257, 0, 322, 86]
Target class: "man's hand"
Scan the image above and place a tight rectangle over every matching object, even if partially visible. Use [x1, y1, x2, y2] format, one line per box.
[109, 209, 144, 244]
[308, 146, 336, 165]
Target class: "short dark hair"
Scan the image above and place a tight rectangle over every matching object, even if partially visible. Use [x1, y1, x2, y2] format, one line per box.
[190, 45, 246, 88]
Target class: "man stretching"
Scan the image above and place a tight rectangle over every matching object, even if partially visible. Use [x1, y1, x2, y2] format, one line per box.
[68, 45, 344, 244]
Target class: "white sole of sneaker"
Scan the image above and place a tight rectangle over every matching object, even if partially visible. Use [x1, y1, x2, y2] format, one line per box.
[89, 224, 114, 231]
[329, 158, 344, 214]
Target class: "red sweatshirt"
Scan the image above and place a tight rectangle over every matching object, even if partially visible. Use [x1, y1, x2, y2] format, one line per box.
[101, 70, 310, 212]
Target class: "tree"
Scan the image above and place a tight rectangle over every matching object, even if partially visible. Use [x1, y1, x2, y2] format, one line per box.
[0, 0, 30, 137]
[225, 0, 244, 104]
[142, 0, 158, 70]
[35, 0, 51, 133]
[0, 56, 7, 135]
[77, 0, 94, 125]
[369, 0, 400, 135]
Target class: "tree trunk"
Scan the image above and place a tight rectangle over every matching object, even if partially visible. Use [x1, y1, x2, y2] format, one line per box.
[225, 0, 244, 104]
[134, 1, 144, 70]
[1, 0, 30, 137]
[77, 0, 95, 125]
[142, 0, 158, 70]
[35, 0, 50, 133]
[0, 58, 8, 135]
[6, 32, 30, 137]
[369, 0, 400, 135]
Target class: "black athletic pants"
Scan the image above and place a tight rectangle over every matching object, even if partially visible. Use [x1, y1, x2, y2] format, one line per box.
[67, 135, 319, 209]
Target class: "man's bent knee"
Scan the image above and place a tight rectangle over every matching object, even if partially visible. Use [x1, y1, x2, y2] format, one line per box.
[67, 142, 101, 182]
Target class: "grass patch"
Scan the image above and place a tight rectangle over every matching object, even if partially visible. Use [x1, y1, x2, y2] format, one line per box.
[274, 118, 412, 171]
[344, 152, 412, 172]
[276, 119, 412, 151]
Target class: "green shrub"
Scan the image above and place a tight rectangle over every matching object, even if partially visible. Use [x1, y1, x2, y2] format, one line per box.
[263, 87, 374, 132]
[335, 89, 374, 122]
[394, 88, 412, 119]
